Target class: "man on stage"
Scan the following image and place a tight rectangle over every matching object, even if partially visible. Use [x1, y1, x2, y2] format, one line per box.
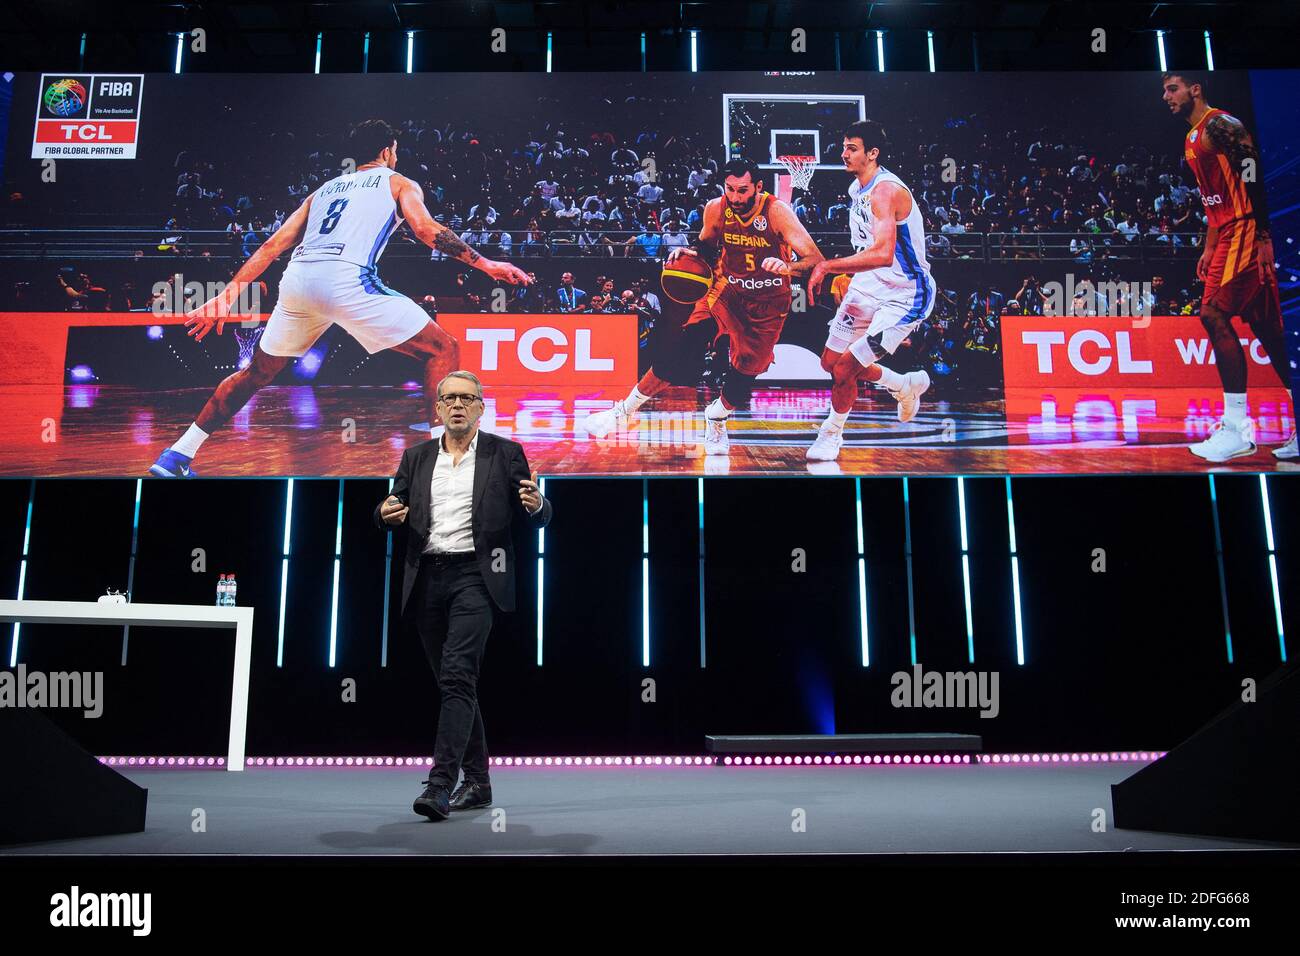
[375, 370, 553, 820]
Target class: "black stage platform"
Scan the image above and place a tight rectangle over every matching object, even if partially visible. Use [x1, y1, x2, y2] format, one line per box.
[4, 762, 1296, 857]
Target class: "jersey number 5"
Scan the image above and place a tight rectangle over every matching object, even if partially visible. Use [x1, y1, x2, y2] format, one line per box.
[320, 198, 349, 235]
[745, 252, 756, 271]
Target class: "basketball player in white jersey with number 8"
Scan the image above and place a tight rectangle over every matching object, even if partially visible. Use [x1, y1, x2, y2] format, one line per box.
[149, 119, 530, 477]
[807, 120, 935, 462]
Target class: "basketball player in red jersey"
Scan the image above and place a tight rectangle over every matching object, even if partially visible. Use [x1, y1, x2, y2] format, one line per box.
[1162, 72, 1296, 462]
[579, 158, 823, 455]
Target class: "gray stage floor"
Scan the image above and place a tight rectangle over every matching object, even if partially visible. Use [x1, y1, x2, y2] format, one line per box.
[5, 763, 1295, 856]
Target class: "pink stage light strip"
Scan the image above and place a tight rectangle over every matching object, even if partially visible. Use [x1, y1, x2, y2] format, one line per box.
[96, 751, 1166, 769]
[977, 751, 1166, 764]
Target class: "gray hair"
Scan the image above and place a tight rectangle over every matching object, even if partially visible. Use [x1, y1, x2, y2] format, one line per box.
[436, 370, 483, 400]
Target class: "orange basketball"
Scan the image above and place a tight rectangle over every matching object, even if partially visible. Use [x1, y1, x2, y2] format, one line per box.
[660, 253, 713, 304]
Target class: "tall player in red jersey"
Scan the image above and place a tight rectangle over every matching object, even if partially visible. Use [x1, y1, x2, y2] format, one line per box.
[579, 159, 823, 456]
[1162, 72, 1296, 462]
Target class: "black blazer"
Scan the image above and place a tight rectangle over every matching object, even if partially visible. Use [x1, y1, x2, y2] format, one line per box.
[373, 429, 552, 614]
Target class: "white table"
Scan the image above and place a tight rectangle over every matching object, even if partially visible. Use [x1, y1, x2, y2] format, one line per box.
[0, 599, 254, 772]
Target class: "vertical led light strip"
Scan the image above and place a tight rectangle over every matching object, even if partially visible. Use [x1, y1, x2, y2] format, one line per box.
[547, 32, 554, 72]
[1259, 475, 1287, 662]
[174, 32, 184, 73]
[902, 478, 917, 665]
[876, 30, 885, 72]
[8, 479, 35, 667]
[277, 478, 294, 668]
[855, 478, 870, 667]
[406, 30, 415, 73]
[642, 478, 650, 667]
[834, 31, 842, 71]
[121, 479, 143, 665]
[927, 30, 936, 72]
[362, 32, 370, 73]
[690, 30, 698, 72]
[1006, 477, 1025, 666]
[79, 33, 87, 70]
[380, 477, 394, 667]
[640, 32, 646, 72]
[537, 477, 546, 666]
[1156, 30, 1168, 72]
[328, 479, 343, 668]
[1208, 476, 1234, 663]
[698, 478, 707, 668]
[314, 32, 322, 73]
[1204, 30, 1215, 70]
[957, 477, 974, 663]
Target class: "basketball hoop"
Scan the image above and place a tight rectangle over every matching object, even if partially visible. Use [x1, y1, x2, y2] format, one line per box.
[233, 324, 264, 370]
[776, 155, 818, 193]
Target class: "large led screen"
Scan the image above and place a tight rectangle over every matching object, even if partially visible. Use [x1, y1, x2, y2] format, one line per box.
[0, 69, 1294, 476]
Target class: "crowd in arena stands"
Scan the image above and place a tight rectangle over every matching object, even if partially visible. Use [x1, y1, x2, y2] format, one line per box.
[423, 268, 665, 324]
[148, 102, 1209, 274]
[22, 95, 1212, 331]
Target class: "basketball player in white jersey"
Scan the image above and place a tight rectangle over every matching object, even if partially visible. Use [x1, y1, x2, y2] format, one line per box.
[149, 120, 529, 477]
[806, 120, 935, 462]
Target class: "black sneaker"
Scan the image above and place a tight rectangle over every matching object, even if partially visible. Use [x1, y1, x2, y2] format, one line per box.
[413, 780, 451, 820]
[449, 781, 493, 811]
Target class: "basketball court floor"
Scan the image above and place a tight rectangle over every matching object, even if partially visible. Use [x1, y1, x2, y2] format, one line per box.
[0, 383, 1292, 477]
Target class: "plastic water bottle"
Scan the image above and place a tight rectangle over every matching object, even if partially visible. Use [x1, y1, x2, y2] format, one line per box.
[215, 574, 227, 606]
[227, 574, 237, 607]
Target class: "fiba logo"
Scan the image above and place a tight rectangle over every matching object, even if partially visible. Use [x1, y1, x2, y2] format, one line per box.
[752, 215, 768, 231]
[43, 79, 87, 117]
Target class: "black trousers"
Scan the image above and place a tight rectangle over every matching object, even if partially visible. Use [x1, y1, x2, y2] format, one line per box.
[413, 555, 494, 789]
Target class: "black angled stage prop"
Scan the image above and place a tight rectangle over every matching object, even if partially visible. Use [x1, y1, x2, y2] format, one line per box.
[0, 709, 148, 847]
[1111, 664, 1300, 843]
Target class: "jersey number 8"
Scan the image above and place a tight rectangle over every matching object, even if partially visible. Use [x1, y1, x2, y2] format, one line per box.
[320, 198, 349, 235]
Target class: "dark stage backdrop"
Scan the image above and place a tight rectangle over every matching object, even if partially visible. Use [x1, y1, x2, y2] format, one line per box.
[2, 474, 1295, 757]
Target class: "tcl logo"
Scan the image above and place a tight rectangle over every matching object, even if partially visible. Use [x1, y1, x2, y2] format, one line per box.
[465, 327, 614, 372]
[57, 124, 112, 141]
[726, 274, 785, 290]
[1004, 316, 1285, 390]
[1021, 329, 1152, 375]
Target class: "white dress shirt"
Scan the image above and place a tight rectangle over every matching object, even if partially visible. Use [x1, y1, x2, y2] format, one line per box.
[424, 432, 478, 555]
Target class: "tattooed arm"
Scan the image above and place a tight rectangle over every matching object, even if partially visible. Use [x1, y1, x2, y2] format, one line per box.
[1206, 112, 1274, 278]
[392, 174, 530, 285]
[1205, 113, 1271, 235]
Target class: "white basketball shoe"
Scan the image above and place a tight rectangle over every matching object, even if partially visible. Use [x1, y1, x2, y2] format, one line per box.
[806, 422, 844, 461]
[1189, 418, 1257, 462]
[891, 370, 931, 423]
[579, 400, 631, 439]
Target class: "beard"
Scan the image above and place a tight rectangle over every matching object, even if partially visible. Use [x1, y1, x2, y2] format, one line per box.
[728, 195, 757, 215]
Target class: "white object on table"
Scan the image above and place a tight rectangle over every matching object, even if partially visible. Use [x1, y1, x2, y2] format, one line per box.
[0, 599, 254, 771]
